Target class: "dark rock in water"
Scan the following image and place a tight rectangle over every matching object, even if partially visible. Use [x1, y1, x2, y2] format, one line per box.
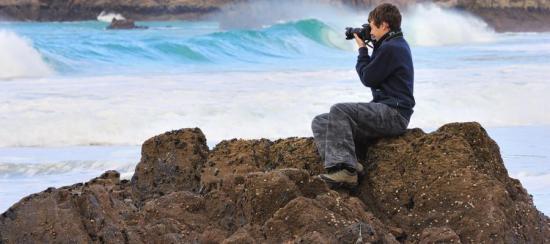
[106, 18, 148, 30]
[0, 122, 549, 243]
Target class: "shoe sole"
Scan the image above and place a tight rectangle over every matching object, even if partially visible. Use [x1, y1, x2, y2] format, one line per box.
[319, 174, 358, 189]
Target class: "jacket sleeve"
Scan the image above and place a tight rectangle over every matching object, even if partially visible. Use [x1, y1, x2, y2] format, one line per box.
[355, 45, 395, 88]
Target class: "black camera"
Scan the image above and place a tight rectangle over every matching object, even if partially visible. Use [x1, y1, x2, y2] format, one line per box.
[345, 24, 372, 42]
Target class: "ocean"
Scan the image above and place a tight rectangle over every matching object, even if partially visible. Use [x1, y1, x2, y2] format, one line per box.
[0, 4, 549, 215]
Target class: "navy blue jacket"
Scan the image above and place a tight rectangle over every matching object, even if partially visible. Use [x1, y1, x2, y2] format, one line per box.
[356, 32, 415, 121]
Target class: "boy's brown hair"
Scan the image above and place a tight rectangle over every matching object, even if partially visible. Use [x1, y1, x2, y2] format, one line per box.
[368, 3, 402, 31]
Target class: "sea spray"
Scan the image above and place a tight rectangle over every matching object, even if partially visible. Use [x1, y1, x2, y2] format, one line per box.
[0, 30, 52, 79]
[403, 3, 496, 46]
[97, 11, 126, 22]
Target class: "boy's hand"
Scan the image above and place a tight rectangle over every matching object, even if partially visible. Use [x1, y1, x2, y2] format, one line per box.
[354, 33, 366, 49]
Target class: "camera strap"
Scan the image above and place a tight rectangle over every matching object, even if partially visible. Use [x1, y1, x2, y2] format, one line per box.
[373, 30, 403, 50]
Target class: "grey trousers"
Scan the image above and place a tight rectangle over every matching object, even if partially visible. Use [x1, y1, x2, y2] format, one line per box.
[311, 102, 409, 170]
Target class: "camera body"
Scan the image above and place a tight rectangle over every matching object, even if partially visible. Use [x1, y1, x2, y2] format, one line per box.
[345, 24, 372, 42]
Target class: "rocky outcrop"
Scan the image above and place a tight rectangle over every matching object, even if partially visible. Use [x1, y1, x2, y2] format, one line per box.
[434, 0, 550, 9]
[0, 0, 549, 32]
[356, 123, 549, 242]
[131, 128, 209, 202]
[106, 19, 148, 29]
[0, 0, 236, 21]
[1, 122, 549, 243]
[342, 0, 550, 32]
[430, 0, 550, 32]
[462, 7, 550, 32]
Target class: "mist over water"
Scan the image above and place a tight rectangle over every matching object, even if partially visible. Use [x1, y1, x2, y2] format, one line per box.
[207, 0, 360, 30]
[210, 1, 496, 46]
[403, 4, 495, 46]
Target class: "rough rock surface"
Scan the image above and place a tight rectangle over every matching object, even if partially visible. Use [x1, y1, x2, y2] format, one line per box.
[0, 0, 236, 21]
[131, 128, 209, 203]
[1, 122, 549, 243]
[356, 123, 549, 243]
[431, 0, 550, 32]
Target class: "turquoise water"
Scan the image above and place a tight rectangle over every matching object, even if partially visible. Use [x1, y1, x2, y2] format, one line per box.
[1, 19, 353, 75]
[3, 17, 550, 77]
[0, 5, 549, 215]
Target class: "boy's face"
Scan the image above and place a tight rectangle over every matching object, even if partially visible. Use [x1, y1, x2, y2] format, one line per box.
[369, 21, 390, 41]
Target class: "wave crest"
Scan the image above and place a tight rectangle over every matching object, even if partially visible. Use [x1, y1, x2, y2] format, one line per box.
[403, 4, 496, 46]
[97, 11, 126, 22]
[0, 30, 53, 79]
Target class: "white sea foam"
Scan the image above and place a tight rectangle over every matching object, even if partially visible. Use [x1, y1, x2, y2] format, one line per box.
[403, 4, 496, 46]
[1, 66, 549, 148]
[0, 30, 52, 79]
[0, 160, 135, 177]
[97, 11, 126, 22]
[0, 146, 139, 177]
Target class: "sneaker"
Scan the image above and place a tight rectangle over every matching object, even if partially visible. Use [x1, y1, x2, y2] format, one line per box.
[320, 168, 358, 188]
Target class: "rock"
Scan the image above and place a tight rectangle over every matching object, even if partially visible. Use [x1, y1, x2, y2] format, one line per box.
[466, 7, 550, 32]
[356, 122, 550, 243]
[200, 137, 325, 193]
[0, 0, 549, 32]
[432, 0, 550, 9]
[0, 0, 235, 21]
[106, 18, 148, 30]
[1, 122, 549, 243]
[131, 128, 209, 203]
[419, 227, 461, 243]
[0, 171, 139, 243]
[261, 195, 396, 243]
[432, 0, 550, 32]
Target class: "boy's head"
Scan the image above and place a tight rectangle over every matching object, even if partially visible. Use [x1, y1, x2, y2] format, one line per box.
[368, 3, 402, 41]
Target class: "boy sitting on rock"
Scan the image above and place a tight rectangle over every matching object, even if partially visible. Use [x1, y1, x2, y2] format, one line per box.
[312, 3, 415, 188]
